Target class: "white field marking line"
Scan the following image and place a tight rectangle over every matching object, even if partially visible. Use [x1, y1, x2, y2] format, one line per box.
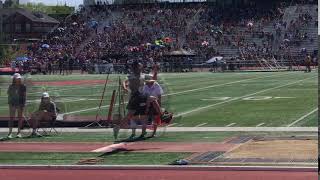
[168, 123, 177, 127]
[0, 97, 89, 109]
[27, 84, 108, 95]
[26, 98, 87, 103]
[226, 123, 236, 127]
[287, 108, 318, 127]
[256, 123, 265, 127]
[174, 76, 316, 117]
[62, 73, 286, 115]
[165, 73, 290, 96]
[27, 72, 241, 96]
[62, 97, 129, 115]
[195, 123, 207, 127]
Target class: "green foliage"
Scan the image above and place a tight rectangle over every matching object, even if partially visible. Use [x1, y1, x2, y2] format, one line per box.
[0, 45, 19, 65]
[18, 3, 74, 15]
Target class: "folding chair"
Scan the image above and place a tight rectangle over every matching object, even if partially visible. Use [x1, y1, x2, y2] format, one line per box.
[37, 116, 59, 136]
[36, 106, 62, 136]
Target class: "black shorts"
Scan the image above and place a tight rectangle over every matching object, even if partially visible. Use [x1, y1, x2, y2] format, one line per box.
[127, 92, 147, 116]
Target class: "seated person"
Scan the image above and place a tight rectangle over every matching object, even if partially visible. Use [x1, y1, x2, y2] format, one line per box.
[30, 92, 57, 136]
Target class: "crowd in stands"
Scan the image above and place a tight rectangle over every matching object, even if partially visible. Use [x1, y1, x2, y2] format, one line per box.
[10, 0, 318, 74]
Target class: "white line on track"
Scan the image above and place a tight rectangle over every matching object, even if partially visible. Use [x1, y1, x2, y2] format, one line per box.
[226, 123, 236, 127]
[195, 123, 207, 127]
[287, 108, 318, 127]
[174, 76, 316, 117]
[256, 123, 265, 127]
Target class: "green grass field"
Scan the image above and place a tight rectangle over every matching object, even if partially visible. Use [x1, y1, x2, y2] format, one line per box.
[0, 152, 191, 165]
[0, 71, 317, 127]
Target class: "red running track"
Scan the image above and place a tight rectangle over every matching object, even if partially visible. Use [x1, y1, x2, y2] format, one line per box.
[0, 169, 316, 180]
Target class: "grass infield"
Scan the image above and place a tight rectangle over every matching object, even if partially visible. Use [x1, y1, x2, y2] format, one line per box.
[0, 152, 191, 165]
[0, 71, 317, 127]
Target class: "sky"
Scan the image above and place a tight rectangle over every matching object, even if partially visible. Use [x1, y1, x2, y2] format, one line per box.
[19, 0, 84, 7]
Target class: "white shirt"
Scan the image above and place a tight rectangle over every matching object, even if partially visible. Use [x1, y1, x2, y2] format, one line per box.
[142, 82, 163, 97]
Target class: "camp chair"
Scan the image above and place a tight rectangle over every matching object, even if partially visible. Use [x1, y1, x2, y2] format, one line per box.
[36, 106, 61, 136]
[37, 116, 59, 135]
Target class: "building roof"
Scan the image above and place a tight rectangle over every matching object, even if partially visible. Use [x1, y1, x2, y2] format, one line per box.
[1, 8, 59, 24]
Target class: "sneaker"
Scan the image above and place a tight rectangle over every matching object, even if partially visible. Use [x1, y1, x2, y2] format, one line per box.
[16, 133, 22, 138]
[139, 132, 147, 138]
[129, 134, 136, 139]
[7, 133, 13, 139]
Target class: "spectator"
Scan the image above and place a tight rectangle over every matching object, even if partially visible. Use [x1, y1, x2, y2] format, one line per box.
[7, 73, 26, 138]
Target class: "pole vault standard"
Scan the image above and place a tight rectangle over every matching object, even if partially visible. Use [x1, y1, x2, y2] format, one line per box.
[84, 73, 110, 128]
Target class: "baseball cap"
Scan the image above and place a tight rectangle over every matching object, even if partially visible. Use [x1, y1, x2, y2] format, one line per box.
[42, 92, 50, 98]
[12, 73, 22, 79]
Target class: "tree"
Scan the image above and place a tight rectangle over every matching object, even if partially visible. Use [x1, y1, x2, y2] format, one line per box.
[18, 3, 74, 15]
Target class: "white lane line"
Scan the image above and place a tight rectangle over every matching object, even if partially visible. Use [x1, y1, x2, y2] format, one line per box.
[168, 123, 177, 127]
[165, 73, 289, 96]
[256, 123, 265, 127]
[287, 108, 318, 127]
[174, 76, 316, 117]
[226, 123, 236, 127]
[195, 123, 207, 127]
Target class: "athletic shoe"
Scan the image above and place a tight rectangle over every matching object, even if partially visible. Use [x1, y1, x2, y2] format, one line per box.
[7, 133, 13, 139]
[129, 134, 136, 139]
[139, 132, 147, 138]
[16, 133, 22, 138]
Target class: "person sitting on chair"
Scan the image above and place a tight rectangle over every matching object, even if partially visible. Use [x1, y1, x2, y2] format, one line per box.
[30, 92, 57, 136]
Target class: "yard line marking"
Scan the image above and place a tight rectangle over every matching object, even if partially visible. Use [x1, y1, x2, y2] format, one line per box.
[168, 123, 177, 127]
[256, 123, 265, 127]
[64, 73, 289, 115]
[27, 84, 104, 95]
[174, 76, 316, 117]
[63, 72, 287, 115]
[273, 97, 295, 99]
[195, 123, 207, 127]
[165, 73, 290, 96]
[287, 108, 318, 127]
[226, 123, 236, 127]
[25, 72, 275, 96]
